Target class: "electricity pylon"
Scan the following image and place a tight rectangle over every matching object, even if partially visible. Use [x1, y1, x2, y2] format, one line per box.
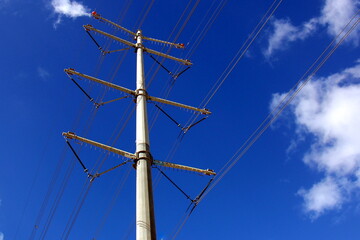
[63, 11, 215, 240]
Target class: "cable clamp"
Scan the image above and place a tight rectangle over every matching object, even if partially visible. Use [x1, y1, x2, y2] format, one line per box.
[135, 89, 148, 97]
[135, 150, 153, 165]
[135, 43, 143, 49]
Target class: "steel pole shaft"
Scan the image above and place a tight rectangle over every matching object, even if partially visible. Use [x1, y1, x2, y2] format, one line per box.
[135, 30, 156, 240]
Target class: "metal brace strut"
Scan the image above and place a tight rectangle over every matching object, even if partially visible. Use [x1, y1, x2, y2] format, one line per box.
[154, 104, 182, 128]
[90, 160, 131, 182]
[173, 66, 191, 80]
[95, 95, 130, 108]
[101, 47, 131, 55]
[154, 166, 194, 203]
[85, 30, 103, 52]
[154, 103, 208, 133]
[65, 139, 93, 179]
[188, 177, 214, 215]
[149, 54, 173, 76]
[68, 76, 94, 103]
[182, 117, 208, 133]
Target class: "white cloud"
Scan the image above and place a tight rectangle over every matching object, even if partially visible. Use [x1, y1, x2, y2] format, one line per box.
[271, 60, 360, 217]
[0, 232, 4, 240]
[298, 177, 343, 218]
[51, 0, 90, 27]
[264, 18, 318, 58]
[320, 0, 360, 42]
[37, 67, 50, 80]
[265, 0, 360, 57]
[51, 0, 90, 18]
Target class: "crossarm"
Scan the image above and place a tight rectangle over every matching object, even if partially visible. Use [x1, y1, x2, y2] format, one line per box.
[64, 68, 135, 96]
[84, 24, 190, 66]
[148, 96, 211, 115]
[142, 36, 185, 49]
[90, 12, 184, 49]
[92, 12, 136, 36]
[84, 25, 136, 49]
[62, 132, 136, 160]
[144, 47, 192, 65]
[153, 160, 216, 176]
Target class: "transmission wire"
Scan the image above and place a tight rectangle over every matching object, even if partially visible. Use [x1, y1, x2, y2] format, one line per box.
[169, 8, 360, 240]
[199, 9, 360, 203]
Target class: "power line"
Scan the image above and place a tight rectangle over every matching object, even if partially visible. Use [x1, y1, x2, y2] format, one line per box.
[198, 8, 360, 211]
[184, 0, 283, 132]
[92, 167, 132, 239]
[169, 10, 359, 240]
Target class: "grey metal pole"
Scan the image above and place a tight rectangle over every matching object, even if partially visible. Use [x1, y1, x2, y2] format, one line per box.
[135, 30, 156, 240]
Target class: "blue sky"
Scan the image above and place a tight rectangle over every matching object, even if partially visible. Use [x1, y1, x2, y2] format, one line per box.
[1, 0, 360, 239]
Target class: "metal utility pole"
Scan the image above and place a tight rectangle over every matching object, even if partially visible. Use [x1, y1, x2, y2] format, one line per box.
[63, 11, 215, 240]
[134, 30, 156, 239]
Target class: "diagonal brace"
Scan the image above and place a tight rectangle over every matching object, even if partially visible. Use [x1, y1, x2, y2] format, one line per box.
[154, 166, 193, 202]
[96, 96, 130, 108]
[102, 47, 131, 55]
[154, 104, 181, 128]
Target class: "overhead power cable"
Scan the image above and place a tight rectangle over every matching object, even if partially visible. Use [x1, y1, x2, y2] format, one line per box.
[199, 9, 360, 203]
[167, 0, 284, 238]
[61, 180, 93, 240]
[170, 7, 360, 240]
[30, 3, 137, 239]
[160, 0, 281, 181]
[92, 167, 132, 239]
[184, 0, 283, 134]
[38, 156, 76, 240]
[149, 1, 230, 177]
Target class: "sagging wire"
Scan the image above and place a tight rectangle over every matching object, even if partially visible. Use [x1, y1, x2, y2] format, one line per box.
[38, 6, 134, 240]
[181, 0, 284, 136]
[153, 103, 208, 133]
[92, 167, 132, 240]
[167, 1, 284, 237]
[198, 8, 360, 205]
[169, 12, 360, 240]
